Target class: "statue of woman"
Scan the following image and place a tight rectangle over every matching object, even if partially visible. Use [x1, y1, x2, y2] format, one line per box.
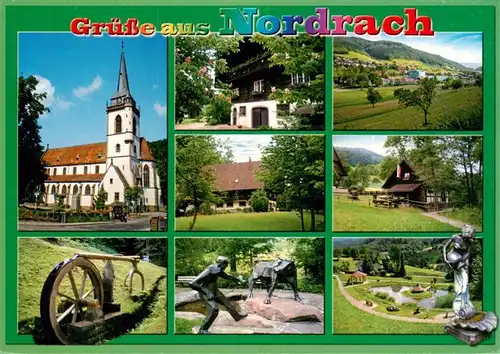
[443, 224, 476, 321]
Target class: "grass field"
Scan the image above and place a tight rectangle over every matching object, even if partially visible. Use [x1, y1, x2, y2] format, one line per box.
[333, 196, 459, 232]
[176, 211, 325, 231]
[18, 238, 167, 334]
[333, 86, 482, 130]
[442, 207, 483, 230]
[333, 282, 445, 334]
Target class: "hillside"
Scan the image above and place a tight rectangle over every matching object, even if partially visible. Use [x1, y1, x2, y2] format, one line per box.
[18, 238, 167, 336]
[334, 37, 470, 71]
[334, 147, 383, 166]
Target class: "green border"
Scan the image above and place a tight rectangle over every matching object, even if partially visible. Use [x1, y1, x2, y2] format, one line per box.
[1, 1, 498, 353]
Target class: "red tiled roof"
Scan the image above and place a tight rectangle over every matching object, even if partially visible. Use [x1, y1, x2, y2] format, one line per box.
[42, 142, 106, 166]
[42, 138, 155, 166]
[387, 183, 421, 193]
[47, 174, 104, 183]
[211, 160, 263, 192]
[351, 271, 367, 277]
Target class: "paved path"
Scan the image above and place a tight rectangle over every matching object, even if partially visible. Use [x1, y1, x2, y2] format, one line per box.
[334, 275, 450, 323]
[18, 214, 166, 231]
[421, 211, 471, 229]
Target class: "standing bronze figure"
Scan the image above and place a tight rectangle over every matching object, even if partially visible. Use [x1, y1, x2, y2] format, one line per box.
[442, 225, 497, 345]
[189, 256, 247, 334]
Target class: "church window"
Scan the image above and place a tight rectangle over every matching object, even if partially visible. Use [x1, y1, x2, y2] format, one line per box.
[116, 144, 121, 153]
[84, 166, 88, 174]
[63, 168, 67, 175]
[73, 185, 78, 194]
[110, 178, 113, 184]
[114, 192, 120, 201]
[92, 185, 95, 195]
[53, 168, 57, 175]
[134, 145, 137, 155]
[115, 115, 122, 133]
[62, 185, 67, 194]
[51, 185, 56, 194]
[133, 117, 137, 135]
[144, 165, 150, 188]
[73, 167, 77, 175]
[85, 185, 91, 195]
[95, 166, 100, 174]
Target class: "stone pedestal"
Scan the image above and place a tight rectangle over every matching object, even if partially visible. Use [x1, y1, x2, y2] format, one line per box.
[444, 311, 497, 346]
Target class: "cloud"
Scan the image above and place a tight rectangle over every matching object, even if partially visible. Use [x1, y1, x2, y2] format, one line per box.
[154, 103, 167, 116]
[34, 75, 73, 115]
[215, 135, 273, 162]
[152, 84, 159, 89]
[73, 75, 103, 99]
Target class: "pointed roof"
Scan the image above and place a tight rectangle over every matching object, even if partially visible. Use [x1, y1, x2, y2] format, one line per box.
[333, 148, 347, 176]
[111, 41, 134, 103]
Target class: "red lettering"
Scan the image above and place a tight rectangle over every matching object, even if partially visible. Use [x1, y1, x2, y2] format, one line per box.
[125, 19, 139, 35]
[91, 23, 107, 35]
[404, 8, 434, 35]
[70, 18, 90, 35]
[353, 16, 380, 35]
[382, 15, 404, 35]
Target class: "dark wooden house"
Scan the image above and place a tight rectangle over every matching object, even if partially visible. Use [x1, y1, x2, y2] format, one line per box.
[217, 37, 319, 129]
[381, 160, 448, 210]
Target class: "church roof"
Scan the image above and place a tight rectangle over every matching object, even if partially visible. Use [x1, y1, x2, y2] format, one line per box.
[42, 138, 155, 166]
[47, 173, 104, 183]
[210, 160, 263, 192]
[110, 42, 134, 102]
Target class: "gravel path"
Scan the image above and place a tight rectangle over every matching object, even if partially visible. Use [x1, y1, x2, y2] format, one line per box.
[421, 211, 468, 229]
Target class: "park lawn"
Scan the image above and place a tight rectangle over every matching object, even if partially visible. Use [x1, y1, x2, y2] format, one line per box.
[406, 265, 444, 277]
[441, 208, 483, 230]
[179, 117, 203, 124]
[176, 211, 324, 231]
[334, 85, 416, 108]
[130, 278, 167, 334]
[18, 238, 167, 334]
[333, 196, 459, 232]
[333, 86, 482, 130]
[333, 283, 445, 334]
[176, 317, 203, 334]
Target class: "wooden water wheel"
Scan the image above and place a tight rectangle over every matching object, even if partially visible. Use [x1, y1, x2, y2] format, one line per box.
[39, 256, 104, 344]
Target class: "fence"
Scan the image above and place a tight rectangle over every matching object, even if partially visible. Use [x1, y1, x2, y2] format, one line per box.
[334, 192, 448, 212]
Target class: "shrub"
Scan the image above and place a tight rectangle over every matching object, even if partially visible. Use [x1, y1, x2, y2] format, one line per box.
[435, 293, 455, 308]
[249, 189, 268, 212]
[375, 292, 389, 300]
[403, 275, 413, 280]
[205, 94, 231, 125]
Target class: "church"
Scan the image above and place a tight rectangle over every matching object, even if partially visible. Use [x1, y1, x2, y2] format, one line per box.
[41, 44, 162, 211]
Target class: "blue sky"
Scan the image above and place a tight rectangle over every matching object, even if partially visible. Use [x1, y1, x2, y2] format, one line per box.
[19, 33, 167, 148]
[348, 32, 483, 67]
[334, 135, 389, 156]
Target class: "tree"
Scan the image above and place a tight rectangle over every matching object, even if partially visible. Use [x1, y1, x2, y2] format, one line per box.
[124, 186, 143, 211]
[259, 135, 325, 231]
[366, 87, 382, 107]
[292, 238, 325, 287]
[94, 186, 107, 210]
[394, 77, 438, 126]
[249, 189, 269, 212]
[18, 75, 49, 203]
[251, 34, 325, 130]
[340, 164, 371, 193]
[398, 252, 407, 277]
[450, 79, 463, 90]
[205, 91, 232, 125]
[175, 35, 241, 122]
[148, 139, 167, 206]
[176, 136, 226, 230]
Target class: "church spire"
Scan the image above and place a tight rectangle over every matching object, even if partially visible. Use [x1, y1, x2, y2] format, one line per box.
[110, 41, 134, 104]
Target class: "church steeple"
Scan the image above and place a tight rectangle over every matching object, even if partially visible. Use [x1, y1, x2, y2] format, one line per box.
[110, 41, 135, 106]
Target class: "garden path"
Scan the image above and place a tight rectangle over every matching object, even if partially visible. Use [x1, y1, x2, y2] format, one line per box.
[334, 275, 450, 324]
[421, 211, 476, 229]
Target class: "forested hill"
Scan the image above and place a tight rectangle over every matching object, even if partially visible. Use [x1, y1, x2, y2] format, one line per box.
[334, 237, 444, 251]
[335, 146, 383, 166]
[334, 37, 469, 71]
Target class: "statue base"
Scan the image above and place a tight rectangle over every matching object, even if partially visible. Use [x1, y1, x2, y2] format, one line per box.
[445, 312, 497, 346]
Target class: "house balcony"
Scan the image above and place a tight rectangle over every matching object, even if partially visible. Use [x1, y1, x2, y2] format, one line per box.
[224, 52, 272, 82]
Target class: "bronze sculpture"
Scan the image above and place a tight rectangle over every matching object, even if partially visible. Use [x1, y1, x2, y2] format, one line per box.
[248, 258, 301, 304]
[189, 256, 247, 334]
[442, 224, 497, 345]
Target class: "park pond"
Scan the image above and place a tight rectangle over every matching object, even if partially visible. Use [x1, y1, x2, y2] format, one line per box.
[369, 285, 449, 308]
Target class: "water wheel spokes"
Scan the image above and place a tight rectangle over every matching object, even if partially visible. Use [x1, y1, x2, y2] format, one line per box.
[40, 257, 104, 344]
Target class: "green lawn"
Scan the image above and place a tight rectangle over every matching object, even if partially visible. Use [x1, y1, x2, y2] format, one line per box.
[130, 278, 167, 334]
[333, 86, 482, 130]
[333, 283, 445, 334]
[175, 317, 203, 334]
[176, 211, 325, 231]
[333, 196, 459, 232]
[18, 238, 167, 334]
[442, 207, 482, 230]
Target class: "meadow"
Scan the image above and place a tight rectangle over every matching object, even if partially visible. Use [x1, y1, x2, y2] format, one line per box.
[333, 86, 482, 130]
[333, 195, 459, 232]
[176, 211, 325, 231]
